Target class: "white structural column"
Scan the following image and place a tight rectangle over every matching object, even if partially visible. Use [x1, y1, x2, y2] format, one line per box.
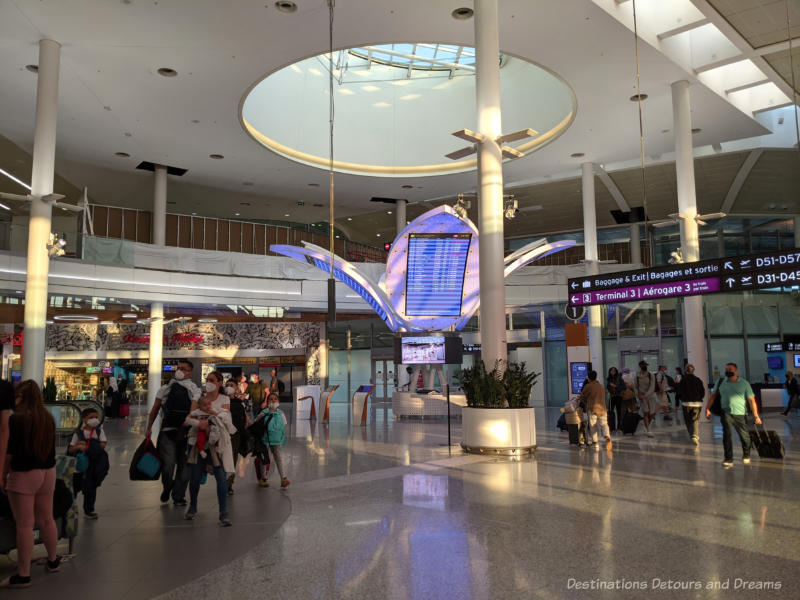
[582, 162, 603, 378]
[22, 40, 61, 384]
[147, 165, 168, 410]
[395, 199, 407, 237]
[795, 216, 800, 248]
[630, 223, 641, 265]
[672, 80, 708, 381]
[475, 0, 507, 369]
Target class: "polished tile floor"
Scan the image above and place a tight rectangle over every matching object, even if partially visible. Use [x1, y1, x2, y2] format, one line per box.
[2, 403, 798, 599]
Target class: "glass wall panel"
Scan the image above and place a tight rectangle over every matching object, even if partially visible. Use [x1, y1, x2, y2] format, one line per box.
[747, 336, 775, 385]
[328, 349, 350, 404]
[603, 338, 619, 372]
[661, 337, 684, 370]
[779, 304, 800, 336]
[743, 304, 779, 335]
[706, 300, 743, 335]
[545, 341, 566, 407]
[709, 338, 745, 383]
[618, 302, 659, 337]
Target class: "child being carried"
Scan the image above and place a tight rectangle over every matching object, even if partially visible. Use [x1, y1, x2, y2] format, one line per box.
[185, 396, 222, 459]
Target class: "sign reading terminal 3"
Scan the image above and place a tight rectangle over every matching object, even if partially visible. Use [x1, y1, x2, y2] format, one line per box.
[568, 249, 800, 307]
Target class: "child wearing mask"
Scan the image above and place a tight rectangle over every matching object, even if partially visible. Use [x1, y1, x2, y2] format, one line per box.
[185, 396, 220, 459]
[259, 393, 290, 488]
[68, 408, 110, 518]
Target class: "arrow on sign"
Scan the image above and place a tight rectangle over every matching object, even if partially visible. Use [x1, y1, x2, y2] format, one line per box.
[726, 277, 735, 286]
[724, 261, 733, 270]
[570, 281, 579, 290]
[571, 295, 579, 304]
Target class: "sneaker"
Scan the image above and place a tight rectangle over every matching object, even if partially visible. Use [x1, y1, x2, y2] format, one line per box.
[84, 511, 98, 519]
[227, 486, 234, 496]
[258, 479, 269, 488]
[280, 477, 291, 488]
[46, 556, 61, 573]
[743, 457, 751, 465]
[219, 516, 232, 527]
[691, 436, 699, 446]
[173, 499, 187, 507]
[184, 510, 196, 520]
[2, 574, 32, 588]
[722, 460, 734, 468]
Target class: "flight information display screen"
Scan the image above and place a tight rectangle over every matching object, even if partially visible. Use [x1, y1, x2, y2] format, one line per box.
[405, 233, 471, 316]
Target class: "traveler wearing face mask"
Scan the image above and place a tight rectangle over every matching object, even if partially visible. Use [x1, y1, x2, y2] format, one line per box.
[257, 393, 290, 488]
[705, 362, 761, 468]
[225, 379, 250, 495]
[145, 359, 201, 507]
[68, 408, 110, 518]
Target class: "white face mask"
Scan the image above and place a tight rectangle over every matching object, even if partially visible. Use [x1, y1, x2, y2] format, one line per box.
[86, 417, 100, 429]
[268, 403, 279, 411]
[174, 369, 186, 381]
[205, 382, 217, 393]
[224, 386, 235, 395]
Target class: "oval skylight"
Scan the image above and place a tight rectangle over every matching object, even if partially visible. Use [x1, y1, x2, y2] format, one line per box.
[240, 43, 576, 177]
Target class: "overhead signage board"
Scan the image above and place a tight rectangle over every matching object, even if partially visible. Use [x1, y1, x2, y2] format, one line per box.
[764, 341, 800, 352]
[568, 249, 800, 307]
[405, 233, 471, 317]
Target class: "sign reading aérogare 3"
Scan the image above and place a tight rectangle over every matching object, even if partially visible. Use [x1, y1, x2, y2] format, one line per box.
[568, 249, 800, 307]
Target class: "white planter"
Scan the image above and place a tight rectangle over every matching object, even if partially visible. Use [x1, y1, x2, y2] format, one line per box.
[461, 406, 537, 455]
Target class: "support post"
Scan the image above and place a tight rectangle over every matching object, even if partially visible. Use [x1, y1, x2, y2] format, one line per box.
[147, 165, 168, 410]
[582, 162, 603, 379]
[630, 222, 641, 265]
[395, 199, 407, 237]
[671, 80, 708, 384]
[475, 0, 507, 370]
[22, 39, 61, 384]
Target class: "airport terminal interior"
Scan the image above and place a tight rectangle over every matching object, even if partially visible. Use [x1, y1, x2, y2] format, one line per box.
[0, 0, 799, 598]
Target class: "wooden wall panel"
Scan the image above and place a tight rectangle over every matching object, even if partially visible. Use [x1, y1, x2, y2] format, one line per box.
[136, 211, 151, 243]
[241, 222, 254, 253]
[122, 210, 137, 241]
[107, 208, 123, 239]
[217, 219, 229, 251]
[192, 217, 204, 249]
[229, 221, 241, 253]
[165, 214, 178, 246]
[254, 224, 266, 254]
[177, 216, 192, 248]
[92, 206, 109, 237]
[265, 226, 277, 256]
[204, 219, 218, 250]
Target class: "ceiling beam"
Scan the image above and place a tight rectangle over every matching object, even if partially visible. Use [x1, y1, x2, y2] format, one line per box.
[657, 17, 710, 41]
[754, 37, 800, 56]
[593, 163, 630, 212]
[721, 148, 763, 214]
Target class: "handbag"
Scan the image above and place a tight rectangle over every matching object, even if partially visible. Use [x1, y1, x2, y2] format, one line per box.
[710, 378, 724, 416]
[75, 451, 89, 473]
[129, 438, 162, 481]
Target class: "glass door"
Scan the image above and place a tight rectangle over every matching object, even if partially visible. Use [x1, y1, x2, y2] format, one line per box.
[371, 359, 395, 401]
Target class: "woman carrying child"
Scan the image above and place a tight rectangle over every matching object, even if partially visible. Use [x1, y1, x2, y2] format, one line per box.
[184, 371, 236, 526]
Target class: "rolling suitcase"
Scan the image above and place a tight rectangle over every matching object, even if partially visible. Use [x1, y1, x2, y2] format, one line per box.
[557, 413, 567, 431]
[621, 411, 642, 435]
[749, 424, 784, 459]
[607, 409, 617, 432]
[119, 403, 130, 418]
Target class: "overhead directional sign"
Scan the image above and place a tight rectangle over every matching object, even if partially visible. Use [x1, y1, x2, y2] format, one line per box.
[568, 249, 800, 307]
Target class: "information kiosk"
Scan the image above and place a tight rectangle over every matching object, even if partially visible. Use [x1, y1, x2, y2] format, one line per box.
[294, 385, 320, 421]
[353, 385, 374, 426]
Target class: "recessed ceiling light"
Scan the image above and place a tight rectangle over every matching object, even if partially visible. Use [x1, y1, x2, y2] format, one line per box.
[691, 128, 702, 134]
[297, 201, 305, 206]
[197, 317, 218, 323]
[336, 235, 341, 239]
[347, 217, 353, 221]
[630, 93, 648, 102]
[769, 204, 777, 210]
[284, 213, 290, 217]
[124, 132, 132, 137]
[377, 233, 381, 237]
[122, 312, 137, 318]
[235, 213, 240, 216]
[191, 119, 200, 124]
[103, 106, 112, 111]
[387, 211, 392, 215]
[192, 212, 197, 215]
[53, 315, 99, 322]
[452, 7, 474, 19]
[275, 1, 297, 13]
[308, 183, 320, 187]
[240, 202, 251, 206]
[242, 182, 254, 186]
[401, 184, 413, 189]
[25, 64, 39, 73]
[114, 152, 130, 158]
[157, 67, 178, 77]
[312, 203, 324, 208]
[661, 129, 670, 133]
[209, 154, 224, 159]
[570, 152, 585, 158]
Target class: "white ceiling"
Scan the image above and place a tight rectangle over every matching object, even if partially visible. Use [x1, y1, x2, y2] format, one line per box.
[0, 0, 774, 224]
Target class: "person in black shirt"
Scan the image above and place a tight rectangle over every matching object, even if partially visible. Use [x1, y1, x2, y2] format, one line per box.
[1, 380, 61, 588]
[0, 379, 12, 503]
[782, 371, 799, 416]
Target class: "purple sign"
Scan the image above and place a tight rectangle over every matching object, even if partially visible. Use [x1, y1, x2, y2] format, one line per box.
[569, 277, 721, 306]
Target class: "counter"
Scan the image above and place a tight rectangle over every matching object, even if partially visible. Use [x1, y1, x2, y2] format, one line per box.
[392, 390, 466, 419]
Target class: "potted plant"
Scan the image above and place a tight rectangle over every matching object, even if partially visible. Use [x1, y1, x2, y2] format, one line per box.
[457, 361, 539, 455]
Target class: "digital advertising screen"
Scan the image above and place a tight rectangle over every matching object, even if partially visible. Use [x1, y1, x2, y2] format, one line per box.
[794, 355, 800, 369]
[570, 362, 590, 395]
[401, 336, 446, 364]
[405, 233, 471, 317]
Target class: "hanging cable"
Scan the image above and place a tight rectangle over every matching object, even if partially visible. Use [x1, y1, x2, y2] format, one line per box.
[786, 0, 799, 155]
[632, 0, 651, 264]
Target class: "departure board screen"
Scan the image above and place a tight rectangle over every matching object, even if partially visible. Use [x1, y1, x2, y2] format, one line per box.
[405, 233, 471, 316]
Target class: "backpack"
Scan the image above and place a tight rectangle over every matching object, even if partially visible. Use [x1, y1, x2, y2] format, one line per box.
[665, 374, 676, 390]
[75, 427, 110, 483]
[162, 382, 192, 429]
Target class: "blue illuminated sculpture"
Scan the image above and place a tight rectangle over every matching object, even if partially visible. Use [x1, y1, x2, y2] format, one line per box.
[271, 205, 574, 332]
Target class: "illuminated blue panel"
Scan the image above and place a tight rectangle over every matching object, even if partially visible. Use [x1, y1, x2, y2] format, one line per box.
[312, 258, 389, 323]
[405, 234, 471, 317]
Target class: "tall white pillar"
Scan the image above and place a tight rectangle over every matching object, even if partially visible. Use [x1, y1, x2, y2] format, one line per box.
[794, 216, 800, 249]
[22, 40, 60, 384]
[630, 222, 641, 265]
[146, 165, 168, 409]
[582, 163, 603, 378]
[318, 323, 328, 390]
[475, 0, 507, 370]
[395, 199, 407, 237]
[672, 80, 708, 382]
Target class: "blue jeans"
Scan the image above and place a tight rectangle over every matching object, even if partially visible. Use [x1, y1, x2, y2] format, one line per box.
[721, 411, 750, 462]
[188, 452, 228, 519]
[157, 430, 189, 502]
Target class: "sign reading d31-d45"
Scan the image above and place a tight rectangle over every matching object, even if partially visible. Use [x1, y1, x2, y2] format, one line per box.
[568, 249, 800, 307]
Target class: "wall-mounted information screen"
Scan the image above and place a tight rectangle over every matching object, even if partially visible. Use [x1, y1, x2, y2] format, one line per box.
[401, 336, 446, 364]
[405, 233, 471, 316]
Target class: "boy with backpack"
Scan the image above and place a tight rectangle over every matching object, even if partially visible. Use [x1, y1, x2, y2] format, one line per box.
[68, 407, 110, 518]
[145, 359, 201, 506]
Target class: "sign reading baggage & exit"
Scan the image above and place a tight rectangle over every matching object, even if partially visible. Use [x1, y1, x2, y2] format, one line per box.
[568, 249, 800, 307]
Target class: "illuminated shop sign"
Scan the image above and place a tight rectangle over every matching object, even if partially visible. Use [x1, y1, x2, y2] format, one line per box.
[568, 249, 800, 307]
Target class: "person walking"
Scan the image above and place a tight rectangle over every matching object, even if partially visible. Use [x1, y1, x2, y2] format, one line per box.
[654, 365, 673, 421]
[145, 359, 201, 506]
[579, 371, 611, 450]
[247, 373, 268, 415]
[677, 364, 705, 446]
[782, 371, 799, 416]
[705, 362, 761, 468]
[1, 381, 61, 588]
[635, 361, 657, 437]
[605, 366, 624, 432]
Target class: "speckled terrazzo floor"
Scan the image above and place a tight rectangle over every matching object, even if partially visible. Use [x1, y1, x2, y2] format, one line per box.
[3, 404, 799, 599]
